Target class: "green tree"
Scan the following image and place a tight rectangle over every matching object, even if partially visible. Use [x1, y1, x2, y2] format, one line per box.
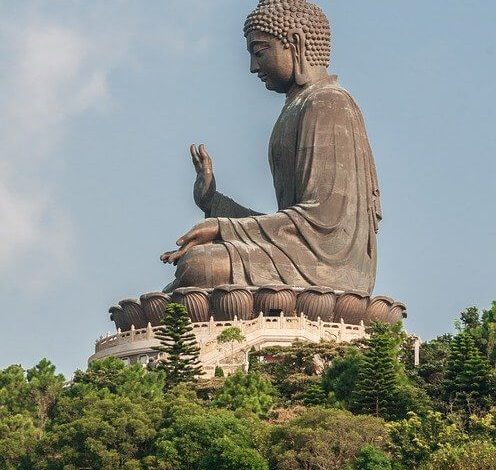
[459, 306, 481, 331]
[214, 370, 275, 417]
[388, 411, 467, 469]
[217, 327, 245, 350]
[302, 383, 328, 406]
[470, 407, 496, 440]
[29, 357, 173, 469]
[153, 303, 203, 389]
[323, 347, 363, 408]
[404, 334, 452, 408]
[456, 302, 496, 365]
[252, 341, 342, 402]
[0, 364, 32, 416]
[72, 357, 165, 400]
[268, 407, 389, 470]
[481, 301, 496, 365]
[256, 341, 340, 381]
[0, 412, 39, 469]
[36, 391, 162, 469]
[443, 331, 493, 414]
[26, 359, 65, 428]
[146, 388, 268, 470]
[422, 440, 496, 470]
[350, 323, 424, 420]
[352, 445, 393, 470]
[271, 373, 321, 405]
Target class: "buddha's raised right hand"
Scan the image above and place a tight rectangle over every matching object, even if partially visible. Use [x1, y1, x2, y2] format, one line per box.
[191, 144, 216, 214]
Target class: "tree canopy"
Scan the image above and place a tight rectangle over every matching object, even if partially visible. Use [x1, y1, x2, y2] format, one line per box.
[1, 301, 496, 469]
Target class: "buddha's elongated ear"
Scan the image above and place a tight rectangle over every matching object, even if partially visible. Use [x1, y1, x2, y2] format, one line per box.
[288, 29, 311, 86]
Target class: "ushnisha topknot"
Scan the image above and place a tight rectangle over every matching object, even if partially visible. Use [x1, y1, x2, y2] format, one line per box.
[244, 0, 331, 67]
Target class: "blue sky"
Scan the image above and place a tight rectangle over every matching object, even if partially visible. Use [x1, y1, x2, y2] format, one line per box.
[1, 0, 495, 377]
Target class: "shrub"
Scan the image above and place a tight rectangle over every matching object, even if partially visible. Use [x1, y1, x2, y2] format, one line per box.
[268, 407, 389, 470]
[353, 445, 393, 470]
[214, 371, 275, 417]
[388, 411, 467, 469]
[422, 440, 496, 470]
[214, 366, 225, 378]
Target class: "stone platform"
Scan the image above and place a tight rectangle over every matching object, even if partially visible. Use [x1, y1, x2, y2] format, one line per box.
[91, 312, 369, 376]
[109, 285, 407, 332]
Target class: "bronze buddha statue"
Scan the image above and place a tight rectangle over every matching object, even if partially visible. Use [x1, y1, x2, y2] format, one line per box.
[161, 0, 382, 297]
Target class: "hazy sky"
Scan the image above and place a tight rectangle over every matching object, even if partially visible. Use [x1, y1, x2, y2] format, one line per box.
[1, 0, 495, 377]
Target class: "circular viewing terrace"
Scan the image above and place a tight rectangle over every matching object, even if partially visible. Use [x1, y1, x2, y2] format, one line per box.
[91, 313, 369, 377]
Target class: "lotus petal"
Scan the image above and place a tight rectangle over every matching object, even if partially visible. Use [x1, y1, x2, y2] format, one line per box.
[140, 292, 171, 326]
[296, 287, 336, 321]
[119, 299, 147, 329]
[334, 293, 369, 325]
[254, 285, 297, 317]
[210, 285, 254, 321]
[171, 287, 210, 323]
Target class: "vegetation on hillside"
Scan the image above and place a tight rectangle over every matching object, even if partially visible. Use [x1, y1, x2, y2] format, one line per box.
[1, 301, 496, 469]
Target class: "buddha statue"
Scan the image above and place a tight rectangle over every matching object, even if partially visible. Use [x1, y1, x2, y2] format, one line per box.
[161, 0, 382, 297]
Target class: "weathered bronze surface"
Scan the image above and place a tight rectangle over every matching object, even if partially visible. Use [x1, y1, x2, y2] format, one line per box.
[161, 0, 382, 296]
[108, 287, 408, 332]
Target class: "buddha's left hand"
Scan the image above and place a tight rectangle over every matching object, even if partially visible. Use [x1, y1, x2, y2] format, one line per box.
[160, 218, 220, 265]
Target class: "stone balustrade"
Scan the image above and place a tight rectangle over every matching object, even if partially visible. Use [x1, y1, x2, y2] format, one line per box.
[90, 312, 368, 374]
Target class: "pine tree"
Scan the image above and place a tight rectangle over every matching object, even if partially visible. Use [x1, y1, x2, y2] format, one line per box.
[350, 323, 405, 420]
[153, 303, 203, 389]
[302, 383, 328, 406]
[443, 331, 492, 414]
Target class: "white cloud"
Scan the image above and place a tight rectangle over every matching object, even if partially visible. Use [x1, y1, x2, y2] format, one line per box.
[0, 12, 120, 290]
[0, 1, 215, 292]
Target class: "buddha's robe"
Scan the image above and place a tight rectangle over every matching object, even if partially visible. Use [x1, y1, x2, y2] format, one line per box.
[170, 75, 382, 295]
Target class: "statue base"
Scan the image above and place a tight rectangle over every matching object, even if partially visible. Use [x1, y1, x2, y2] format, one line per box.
[88, 285, 407, 375]
[109, 285, 407, 332]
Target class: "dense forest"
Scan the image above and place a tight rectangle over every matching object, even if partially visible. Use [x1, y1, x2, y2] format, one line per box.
[1, 301, 496, 469]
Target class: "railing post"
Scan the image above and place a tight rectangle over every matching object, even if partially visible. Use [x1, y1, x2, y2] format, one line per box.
[300, 312, 305, 330]
[279, 312, 284, 329]
[318, 316, 324, 338]
[258, 312, 264, 329]
[209, 316, 215, 335]
[414, 337, 421, 367]
[131, 325, 136, 342]
[234, 315, 239, 327]
[146, 322, 153, 340]
[340, 318, 345, 341]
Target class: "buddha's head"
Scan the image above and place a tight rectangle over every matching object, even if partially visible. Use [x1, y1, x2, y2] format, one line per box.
[244, 0, 331, 94]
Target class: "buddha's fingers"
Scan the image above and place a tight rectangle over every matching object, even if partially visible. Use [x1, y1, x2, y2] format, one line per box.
[168, 241, 197, 265]
[198, 144, 213, 174]
[160, 251, 176, 264]
[176, 227, 198, 247]
[190, 144, 202, 173]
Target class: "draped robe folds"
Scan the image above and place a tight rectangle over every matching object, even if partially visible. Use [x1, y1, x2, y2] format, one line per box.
[172, 75, 382, 296]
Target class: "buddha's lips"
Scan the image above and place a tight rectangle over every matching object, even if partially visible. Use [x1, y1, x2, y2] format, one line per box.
[259, 74, 268, 82]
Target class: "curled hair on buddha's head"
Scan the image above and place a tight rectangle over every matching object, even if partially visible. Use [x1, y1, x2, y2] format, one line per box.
[244, 0, 331, 67]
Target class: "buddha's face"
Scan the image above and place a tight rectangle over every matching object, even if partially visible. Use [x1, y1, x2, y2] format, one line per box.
[246, 30, 295, 94]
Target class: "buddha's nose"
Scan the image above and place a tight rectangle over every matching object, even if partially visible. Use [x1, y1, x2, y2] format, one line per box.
[250, 56, 259, 74]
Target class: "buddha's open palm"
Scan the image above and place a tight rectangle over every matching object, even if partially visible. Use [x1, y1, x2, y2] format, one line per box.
[191, 144, 216, 212]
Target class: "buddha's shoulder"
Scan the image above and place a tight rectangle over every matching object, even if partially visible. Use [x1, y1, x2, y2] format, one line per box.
[303, 81, 355, 110]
